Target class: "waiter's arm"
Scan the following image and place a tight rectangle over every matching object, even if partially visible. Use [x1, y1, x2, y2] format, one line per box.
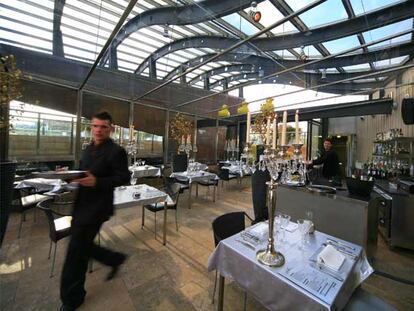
[95, 148, 130, 191]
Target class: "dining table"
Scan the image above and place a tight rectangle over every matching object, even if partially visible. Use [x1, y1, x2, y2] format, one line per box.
[170, 171, 219, 209]
[114, 184, 171, 245]
[208, 221, 373, 311]
[129, 164, 161, 178]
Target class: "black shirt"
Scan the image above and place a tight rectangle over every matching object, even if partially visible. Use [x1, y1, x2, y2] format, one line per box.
[72, 139, 130, 226]
[312, 149, 339, 179]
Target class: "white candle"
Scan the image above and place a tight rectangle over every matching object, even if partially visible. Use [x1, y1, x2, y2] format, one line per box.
[295, 110, 300, 144]
[246, 110, 251, 144]
[189, 134, 192, 144]
[194, 128, 197, 146]
[281, 110, 287, 146]
[181, 135, 185, 145]
[266, 117, 271, 145]
[272, 117, 277, 149]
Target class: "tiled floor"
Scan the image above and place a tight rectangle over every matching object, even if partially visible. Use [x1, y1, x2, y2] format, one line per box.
[1, 180, 413, 311]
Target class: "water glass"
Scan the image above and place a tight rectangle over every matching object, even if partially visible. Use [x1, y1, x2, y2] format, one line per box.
[297, 219, 311, 250]
[130, 172, 137, 186]
[281, 214, 291, 242]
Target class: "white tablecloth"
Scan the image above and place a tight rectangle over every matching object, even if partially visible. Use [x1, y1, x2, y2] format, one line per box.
[222, 165, 251, 177]
[208, 223, 373, 310]
[15, 178, 66, 192]
[171, 171, 218, 184]
[129, 165, 160, 178]
[113, 184, 170, 208]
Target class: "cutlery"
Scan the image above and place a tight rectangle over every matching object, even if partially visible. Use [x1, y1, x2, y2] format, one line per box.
[236, 238, 256, 250]
[326, 238, 356, 251]
[309, 260, 344, 282]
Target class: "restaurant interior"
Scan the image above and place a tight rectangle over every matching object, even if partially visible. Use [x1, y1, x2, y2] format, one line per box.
[1, 0, 414, 310]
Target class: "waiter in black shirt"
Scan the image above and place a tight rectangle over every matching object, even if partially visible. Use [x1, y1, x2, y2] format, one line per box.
[306, 138, 339, 180]
[60, 111, 130, 311]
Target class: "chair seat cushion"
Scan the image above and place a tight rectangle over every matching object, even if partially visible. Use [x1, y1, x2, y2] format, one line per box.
[21, 194, 48, 207]
[198, 180, 218, 186]
[54, 216, 72, 231]
[144, 202, 176, 212]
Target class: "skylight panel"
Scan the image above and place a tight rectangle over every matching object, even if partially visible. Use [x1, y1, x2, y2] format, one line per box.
[350, 0, 401, 15]
[293, 45, 322, 57]
[274, 50, 295, 59]
[64, 46, 96, 61]
[5, 0, 53, 20]
[323, 35, 361, 54]
[1, 19, 52, 41]
[221, 13, 260, 36]
[0, 29, 52, 51]
[297, 0, 348, 28]
[363, 19, 413, 49]
[342, 63, 371, 71]
[0, 6, 53, 29]
[374, 56, 408, 68]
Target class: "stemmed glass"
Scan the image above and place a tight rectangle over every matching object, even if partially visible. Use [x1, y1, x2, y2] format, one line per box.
[130, 172, 137, 186]
[297, 219, 311, 250]
[280, 214, 291, 242]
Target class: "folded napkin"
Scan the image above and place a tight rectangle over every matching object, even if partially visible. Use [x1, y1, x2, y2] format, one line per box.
[317, 244, 345, 271]
[282, 222, 298, 232]
[248, 223, 268, 239]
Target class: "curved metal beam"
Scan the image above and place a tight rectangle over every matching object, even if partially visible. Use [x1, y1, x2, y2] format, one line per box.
[190, 64, 394, 86]
[105, 0, 265, 68]
[137, 1, 414, 74]
[165, 41, 414, 81]
[209, 71, 384, 90]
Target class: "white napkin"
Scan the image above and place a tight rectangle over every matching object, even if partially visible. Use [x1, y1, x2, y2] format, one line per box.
[317, 244, 345, 271]
[248, 223, 268, 239]
[283, 222, 298, 232]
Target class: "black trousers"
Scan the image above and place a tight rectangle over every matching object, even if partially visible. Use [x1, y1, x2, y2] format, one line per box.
[60, 223, 124, 308]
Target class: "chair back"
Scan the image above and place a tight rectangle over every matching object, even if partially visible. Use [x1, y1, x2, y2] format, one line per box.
[37, 198, 58, 241]
[251, 169, 270, 224]
[172, 154, 188, 172]
[218, 168, 230, 181]
[212, 212, 246, 247]
[166, 183, 182, 205]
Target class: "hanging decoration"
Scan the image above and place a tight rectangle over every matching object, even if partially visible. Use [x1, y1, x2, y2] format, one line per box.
[218, 104, 230, 118]
[169, 113, 194, 144]
[252, 98, 276, 144]
[237, 102, 249, 115]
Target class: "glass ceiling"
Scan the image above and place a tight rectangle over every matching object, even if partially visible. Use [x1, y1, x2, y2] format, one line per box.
[0, 0, 412, 109]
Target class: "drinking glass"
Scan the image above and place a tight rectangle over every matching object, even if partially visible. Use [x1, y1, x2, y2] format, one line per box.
[130, 172, 137, 186]
[274, 213, 282, 242]
[281, 214, 291, 242]
[297, 219, 311, 250]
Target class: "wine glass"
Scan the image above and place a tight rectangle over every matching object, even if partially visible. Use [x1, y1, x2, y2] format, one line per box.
[280, 214, 291, 242]
[130, 172, 137, 186]
[297, 219, 311, 250]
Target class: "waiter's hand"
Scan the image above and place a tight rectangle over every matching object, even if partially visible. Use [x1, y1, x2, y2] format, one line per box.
[73, 171, 96, 187]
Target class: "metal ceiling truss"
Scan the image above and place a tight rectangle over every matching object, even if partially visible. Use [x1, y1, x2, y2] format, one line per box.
[137, 1, 414, 75]
[167, 41, 414, 84]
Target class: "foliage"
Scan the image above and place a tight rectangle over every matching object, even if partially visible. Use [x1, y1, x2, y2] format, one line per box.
[169, 113, 194, 143]
[252, 98, 276, 143]
[1, 55, 23, 129]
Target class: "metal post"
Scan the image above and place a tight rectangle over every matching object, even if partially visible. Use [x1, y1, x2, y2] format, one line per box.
[70, 117, 74, 155]
[164, 109, 170, 165]
[129, 101, 134, 141]
[214, 118, 219, 163]
[194, 115, 197, 161]
[36, 113, 41, 155]
[74, 90, 83, 167]
[236, 121, 240, 158]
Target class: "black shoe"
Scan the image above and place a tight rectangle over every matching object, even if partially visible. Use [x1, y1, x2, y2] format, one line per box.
[59, 305, 76, 311]
[106, 254, 127, 281]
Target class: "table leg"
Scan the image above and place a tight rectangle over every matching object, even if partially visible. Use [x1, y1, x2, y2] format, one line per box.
[163, 201, 167, 245]
[217, 274, 225, 311]
[141, 205, 145, 228]
[188, 183, 192, 209]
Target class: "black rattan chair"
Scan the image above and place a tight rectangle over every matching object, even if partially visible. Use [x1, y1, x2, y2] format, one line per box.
[37, 198, 72, 277]
[12, 186, 48, 238]
[218, 168, 237, 188]
[172, 154, 188, 172]
[195, 172, 218, 202]
[142, 183, 181, 238]
[211, 212, 253, 307]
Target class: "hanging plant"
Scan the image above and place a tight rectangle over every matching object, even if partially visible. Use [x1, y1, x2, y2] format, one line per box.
[218, 104, 230, 117]
[252, 98, 277, 143]
[1, 55, 23, 130]
[169, 113, 193, 143]
[237, 102, 249, 115]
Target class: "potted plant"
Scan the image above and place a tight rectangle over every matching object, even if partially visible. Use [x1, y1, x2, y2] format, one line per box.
[1, 54, 22, 246]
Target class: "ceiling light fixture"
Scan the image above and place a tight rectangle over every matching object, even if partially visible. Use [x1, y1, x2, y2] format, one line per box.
[163, 24, 169, 38]
[249, 1, 261, 23]
[321, 68, 327, 80]
[299, 46, 307, 61]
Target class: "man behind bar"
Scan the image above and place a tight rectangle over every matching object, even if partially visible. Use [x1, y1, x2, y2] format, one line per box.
[60, 111, 130, 311]
[306, 137, 340, 180]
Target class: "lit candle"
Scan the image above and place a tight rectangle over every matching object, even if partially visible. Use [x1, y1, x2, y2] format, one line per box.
[194, 127, 197, 146]
[295, 110, 300, 144]
[188, 134, 192, 144]
[272, 117, 277, 149]
[266, 117, 271, 145]
[181, 135, 185, 145]
[246, 110, 251, 144]
[281, 110, 287, 146]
